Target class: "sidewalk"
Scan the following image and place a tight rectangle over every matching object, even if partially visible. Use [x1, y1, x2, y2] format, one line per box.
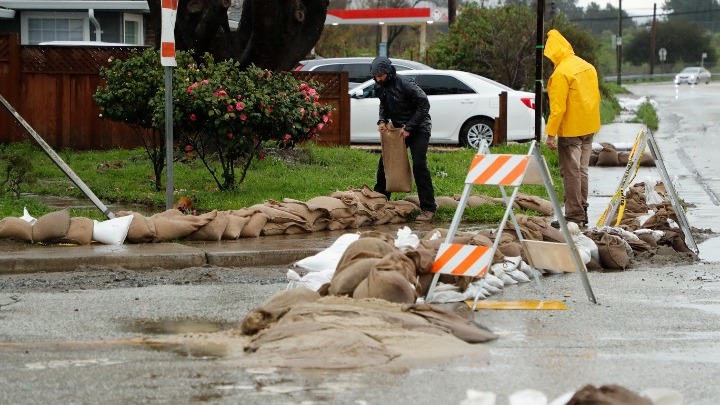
[1, 122, 716, 275]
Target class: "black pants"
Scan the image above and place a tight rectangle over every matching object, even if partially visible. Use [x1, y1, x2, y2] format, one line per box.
[374, 129, 436, 213]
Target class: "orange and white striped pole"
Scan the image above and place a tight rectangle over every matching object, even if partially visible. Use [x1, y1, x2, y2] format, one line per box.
[160, 0, 178, 67]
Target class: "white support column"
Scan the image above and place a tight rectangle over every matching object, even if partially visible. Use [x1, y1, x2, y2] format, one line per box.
[419, 22, 427, 61]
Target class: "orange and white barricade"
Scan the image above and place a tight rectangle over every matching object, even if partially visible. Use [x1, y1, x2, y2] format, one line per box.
[425, 140, 597, 309]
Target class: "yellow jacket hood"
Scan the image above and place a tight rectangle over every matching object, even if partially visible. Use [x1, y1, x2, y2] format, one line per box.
[544, 29, 574, 66]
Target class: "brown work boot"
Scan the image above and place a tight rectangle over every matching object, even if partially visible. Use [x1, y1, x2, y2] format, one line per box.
[415, 211, 435, 222]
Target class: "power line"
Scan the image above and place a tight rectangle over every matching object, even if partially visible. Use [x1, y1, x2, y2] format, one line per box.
[569, 7, 720, 22]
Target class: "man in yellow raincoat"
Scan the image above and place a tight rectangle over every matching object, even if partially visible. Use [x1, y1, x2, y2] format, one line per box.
[544, 29, 601, 228]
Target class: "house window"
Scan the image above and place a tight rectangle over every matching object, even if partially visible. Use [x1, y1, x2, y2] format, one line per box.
[21, 12, 89, 45]
[123, 13, 144, 45]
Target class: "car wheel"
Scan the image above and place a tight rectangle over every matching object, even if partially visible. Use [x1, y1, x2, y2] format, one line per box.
[460, 118, 494, 149]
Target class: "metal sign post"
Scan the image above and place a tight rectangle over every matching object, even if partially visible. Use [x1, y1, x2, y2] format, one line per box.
[161, 0, 178, 210]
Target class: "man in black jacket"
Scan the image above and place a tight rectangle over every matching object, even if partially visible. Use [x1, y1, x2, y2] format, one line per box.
[370, 56, 436, 222]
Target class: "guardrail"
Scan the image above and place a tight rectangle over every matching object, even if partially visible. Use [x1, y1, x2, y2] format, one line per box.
[603, 73, 677, 83]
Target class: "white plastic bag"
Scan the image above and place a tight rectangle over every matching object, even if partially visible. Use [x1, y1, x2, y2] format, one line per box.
[20, 207, 37, 225]
[294, 232, 360, 272]
[645, 177, 664, 206]
[394, 226, 420, 250]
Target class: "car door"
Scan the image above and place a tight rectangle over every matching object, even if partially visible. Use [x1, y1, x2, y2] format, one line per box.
[349, 81, 382, 143]
[412, 74, 479, 143]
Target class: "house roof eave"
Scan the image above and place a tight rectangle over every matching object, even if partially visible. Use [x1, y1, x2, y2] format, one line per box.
[0, 1, 149, 12]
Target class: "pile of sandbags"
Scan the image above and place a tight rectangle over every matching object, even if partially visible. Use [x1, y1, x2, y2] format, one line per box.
[0, 208, 134, 246]
[0, 183, 559, 246]
[591, 142, 655, 167]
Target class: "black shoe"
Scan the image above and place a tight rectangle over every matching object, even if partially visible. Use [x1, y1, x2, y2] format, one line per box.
[551, 219, 587, 229]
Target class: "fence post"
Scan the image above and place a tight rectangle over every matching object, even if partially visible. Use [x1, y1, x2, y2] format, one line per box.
[494, 91, 508, 145]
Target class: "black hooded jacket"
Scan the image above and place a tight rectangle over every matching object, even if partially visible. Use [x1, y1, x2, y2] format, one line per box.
[370, 57, 431, 133]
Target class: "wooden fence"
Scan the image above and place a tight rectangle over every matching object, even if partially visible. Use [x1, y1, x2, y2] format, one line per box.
[0, 33, 349, 150]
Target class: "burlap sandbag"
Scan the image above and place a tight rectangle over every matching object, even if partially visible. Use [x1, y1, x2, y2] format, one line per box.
[639, 151, 655, 166]
[56, 216, 94, 245]
[594, 232, 630, 270]
[240, 288, 321, 335]
[187, 210, 227, 241]
[222, 213, 250, 240]
[566, 384, 652, 405]
[402, 195, 421, 208]
[464, 194, 493, 207]
[336, 238, 398, 273]
[326, 217, 356, 231]
[117, 212, 156, 243]
[589, 152, 599, 166]
[305, 196, 358, 219]
[515, 193, 553, 216]
[240, 212, 269, 238]
[617, 151, 630, 166]
[596, 147, 620, 166]
[151, 210, 215, 242]
[262, 221, 312, 236]
[435, 196, 459, 208]
[353, 266, 418, 304]
[278, 198, 329, 225]
[32, 209, 71, 243]
[380, 126, 412, 192]
[349, 184, 388, 209]
[246, 203, 306, 224]
[404, 303, 498, 343]
[0, 217, 33, 242]
[328, 257, 381, 296]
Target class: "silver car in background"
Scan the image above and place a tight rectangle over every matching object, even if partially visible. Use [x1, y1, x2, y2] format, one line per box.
[674, 67, 712, 85]
[349, 70, 543, 148]
[294, 57, 433, 89]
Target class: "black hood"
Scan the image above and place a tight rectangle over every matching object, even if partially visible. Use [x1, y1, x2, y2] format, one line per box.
[370, 56, 396, 75]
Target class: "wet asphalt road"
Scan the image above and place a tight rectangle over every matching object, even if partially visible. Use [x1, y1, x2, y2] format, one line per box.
[2, 82, 720, 404]
[2, 262, 720, 405]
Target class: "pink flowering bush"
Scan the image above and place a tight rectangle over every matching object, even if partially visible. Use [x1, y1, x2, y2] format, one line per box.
[172, 55, 333, 190]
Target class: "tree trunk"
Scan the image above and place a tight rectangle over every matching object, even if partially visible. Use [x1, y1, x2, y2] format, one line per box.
[147, 0, 329, 71]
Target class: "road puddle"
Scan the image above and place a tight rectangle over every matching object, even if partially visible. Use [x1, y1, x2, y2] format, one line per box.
[124, 318, 235, 359]
[124, 318, 231, 335]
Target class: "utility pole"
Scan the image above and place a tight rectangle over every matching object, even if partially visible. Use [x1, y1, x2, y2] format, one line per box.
[448, 0, 456, 26]
[617, 0, 622, 86]
[535, 0, 545, 143]
[650, 3, 657, 75]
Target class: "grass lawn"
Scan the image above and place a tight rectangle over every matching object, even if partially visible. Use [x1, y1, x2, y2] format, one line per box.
[0, 88, 636, 224]
[0, 142, 561, 223]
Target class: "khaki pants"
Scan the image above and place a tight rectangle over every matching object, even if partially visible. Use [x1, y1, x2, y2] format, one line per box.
[558, 134, 594, 222]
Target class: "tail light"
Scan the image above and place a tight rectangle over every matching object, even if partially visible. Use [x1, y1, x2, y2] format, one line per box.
[520, 97, 536, 109]
[293, 65, 304, 71]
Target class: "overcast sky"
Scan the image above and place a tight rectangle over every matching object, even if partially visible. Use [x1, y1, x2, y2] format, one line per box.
[575, 0, 666, 15]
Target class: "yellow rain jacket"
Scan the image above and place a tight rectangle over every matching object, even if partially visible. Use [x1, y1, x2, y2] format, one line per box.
[544, 29, 601, 137]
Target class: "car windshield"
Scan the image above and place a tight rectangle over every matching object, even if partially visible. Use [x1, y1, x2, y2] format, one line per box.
[681, 68, 700, 74]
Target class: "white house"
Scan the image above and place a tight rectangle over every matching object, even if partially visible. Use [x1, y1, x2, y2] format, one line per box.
[0, 0, 149, 45]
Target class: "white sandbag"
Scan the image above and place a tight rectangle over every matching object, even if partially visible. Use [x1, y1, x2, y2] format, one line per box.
[294, 232, 360, 272]
[547, 391, 575, 405]
[508, 269, 531, 283]
[573, 233, 597, 264]
[482, 282, 502, 295]
[286, 268, 334, 292]
[640, 388, 683, 405]
[509, 389, 547, 405]
[462, 282, 488, 300]
[634, 228, 664, 242]
[395, 226, 420, 250]
[460, 389, 497, 405]
[484, 273, 505, 289]
[20, 207, 37, 225]
[430, 289, 466, 303]
[92, 214, 133, 245]
[518, 261, 536, 277]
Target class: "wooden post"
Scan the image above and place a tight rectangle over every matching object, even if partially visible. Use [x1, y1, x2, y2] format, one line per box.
[495, 91, 508, 145]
